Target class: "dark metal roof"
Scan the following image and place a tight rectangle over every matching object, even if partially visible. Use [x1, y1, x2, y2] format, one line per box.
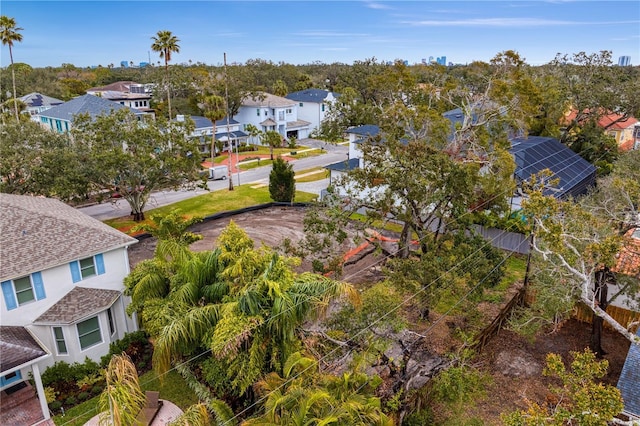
[34, 287, 120, 325]
[180, 115, 238, 130]
[618, 327, 640, 417]
[0, 326, 48, 373]
[346, 125, 380, 137]
[285, 89, 338, 103]
[509, 136, 596, 199]
[325, 158, 360, 172]
[38, 94, 143, 122]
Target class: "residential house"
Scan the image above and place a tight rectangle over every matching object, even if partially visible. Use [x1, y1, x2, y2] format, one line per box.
[614, 228, 640, 421]
[37, 94, 148, 133]
[285, 89, 339, 134]
[18, 92, 64, 121]
[234, 92, 311, 141]
[175, 115, 248, 159]
[0, 194, 138, 422]
[87, 81, 154, 113]
[327, 124, 597, 206]
[564, 109, 640, 152]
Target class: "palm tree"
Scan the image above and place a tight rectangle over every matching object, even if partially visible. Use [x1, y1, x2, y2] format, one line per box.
[99, 353, 146, 426]
[0, 16, 24, 122]
[201, 94, 226, 162]
[151, 30, 180, 120]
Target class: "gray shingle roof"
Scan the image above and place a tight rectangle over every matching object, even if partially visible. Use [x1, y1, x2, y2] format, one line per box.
[347, 125, 381, 137]
[286, 119, 311, 128]
[179, 115, 238, 130]
[34, 287, 120, 324]
[242, 92, 296, 108]
[285, 89, 338, 103]
[618, 327, 640, 417]
[18, 92, 64, 108]
[0, 194, 137, 282]
[325, 158, 360, 172]
[0, 326, 48, 373]
[38, 94, 142, 122]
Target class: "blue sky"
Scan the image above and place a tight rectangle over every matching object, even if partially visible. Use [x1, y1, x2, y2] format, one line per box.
[2, 1, 639, 68]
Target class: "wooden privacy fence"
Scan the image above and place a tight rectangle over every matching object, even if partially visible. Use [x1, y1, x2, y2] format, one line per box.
[470, 285, 527, 353]
[573, 303, 640, 331]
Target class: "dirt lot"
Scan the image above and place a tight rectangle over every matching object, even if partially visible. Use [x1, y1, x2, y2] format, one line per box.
[127, 206, 632, 423]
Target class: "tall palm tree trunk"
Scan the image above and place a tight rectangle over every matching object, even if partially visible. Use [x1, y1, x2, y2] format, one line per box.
[165, 59, 172, 120]
[9, 45, 18, 121]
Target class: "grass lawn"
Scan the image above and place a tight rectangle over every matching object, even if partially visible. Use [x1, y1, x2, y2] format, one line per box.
[295, 167, 329, 183]
[52, 370, 198, 426]
[104, 185, 317, 235]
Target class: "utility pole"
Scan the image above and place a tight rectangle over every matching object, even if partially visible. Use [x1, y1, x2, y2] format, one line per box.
[224, 52, 233, 191]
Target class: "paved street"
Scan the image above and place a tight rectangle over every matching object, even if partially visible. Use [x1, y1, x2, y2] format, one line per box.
[78, 139, 348, 221]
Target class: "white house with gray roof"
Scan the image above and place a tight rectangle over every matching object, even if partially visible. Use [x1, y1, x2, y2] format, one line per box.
[285, 89, 338, 134]
[0, 194, 139, 421]
[36, 93, 148, 133]
[234, 91, 311, 141]
[18, 92, 64, 121]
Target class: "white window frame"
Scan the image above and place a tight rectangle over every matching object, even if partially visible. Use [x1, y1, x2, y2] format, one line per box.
[52, 326, 68, 355]
[79, 256, 97, 279]
[13, 276, 35, 306]
[77, 316, 102, 351]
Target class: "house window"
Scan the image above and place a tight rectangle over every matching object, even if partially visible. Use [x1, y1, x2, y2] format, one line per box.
[0, 371, 22, 387]
[77, 316, 102, 350]
[1, 272, 46, 310]
[70, 254, 105, 283]
[53, 327, 68, 355]
[107, 308, 116, 336]
[256, 109, 260, 116]
[321, 104, 325, 112]
[286, 108, 292, 114]
[299, 103, 303, 107]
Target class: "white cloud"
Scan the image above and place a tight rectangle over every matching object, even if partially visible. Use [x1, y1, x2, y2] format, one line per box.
[364, 1, 392, 10]
[401, 18, 639, 27]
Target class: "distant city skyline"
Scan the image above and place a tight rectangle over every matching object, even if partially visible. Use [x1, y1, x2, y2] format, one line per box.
[1, 1, 639, 68]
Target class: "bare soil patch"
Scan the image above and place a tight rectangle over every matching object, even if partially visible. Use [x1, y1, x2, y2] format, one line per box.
[126, 206, 631, 423]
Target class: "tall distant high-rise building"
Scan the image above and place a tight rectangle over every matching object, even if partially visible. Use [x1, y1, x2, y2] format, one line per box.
[428, 56, 434, 63]
[436, 56, 447, 65]
[618, 56, 631, 66]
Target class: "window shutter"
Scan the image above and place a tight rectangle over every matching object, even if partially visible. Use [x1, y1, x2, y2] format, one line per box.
[32, 272, 46, 300]
[1, 281, 17, 310]
[70, 261, 81, 283]
[95, 254, 105, 275]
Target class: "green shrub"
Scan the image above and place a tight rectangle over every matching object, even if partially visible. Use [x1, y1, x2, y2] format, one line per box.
[49, 400, 62, 412]
[402, 408, 434, 426]
[91, 385, 104, 395]
[431, 365, 488, 405]
[44, 386, 58, 404]
[64, 396, 77, 406]
[77, 391, 90, 401]
[42, 357, 101, 387]
[100, 331, 150, 367]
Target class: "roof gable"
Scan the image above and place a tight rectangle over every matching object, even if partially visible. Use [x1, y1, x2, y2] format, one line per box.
[242, 92, 296, 108]
[285, 89, 337, 103]
[38, 94, 141, 122]
[0, 194, 137, 281]
[34, 287, 120, 324]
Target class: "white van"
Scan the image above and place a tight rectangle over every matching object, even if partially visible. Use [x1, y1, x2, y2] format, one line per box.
[208, 165, 229, 180]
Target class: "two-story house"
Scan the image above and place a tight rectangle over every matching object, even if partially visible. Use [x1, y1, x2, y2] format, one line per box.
[0, 194, 138, 422]
[175, 115, 248, 159]
[234, 92, 311, 141]
[87, 81, 154, 113]
[285, 89, 339, 134]
[18, 92, 64, 121]
[37, 94, 147, 133]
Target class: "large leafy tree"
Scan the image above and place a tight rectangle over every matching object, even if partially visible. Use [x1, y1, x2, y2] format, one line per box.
[71, 109, 203, 221]
[0, 16, 23, 122]
[0, 120, 91, 201]
[126, 221, 359, 396]
[151, 30, 180, 120]
[269, 156, 295, 203]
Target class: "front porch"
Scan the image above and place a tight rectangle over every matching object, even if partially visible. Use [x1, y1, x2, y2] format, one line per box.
[0, 382, 54, 426]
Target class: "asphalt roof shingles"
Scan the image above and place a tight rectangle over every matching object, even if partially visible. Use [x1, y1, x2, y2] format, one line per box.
[38, 94, 142, 122]
[0, 194, 137, 282]
[34, 287, 120, 324]
[0, 326, 48, 373]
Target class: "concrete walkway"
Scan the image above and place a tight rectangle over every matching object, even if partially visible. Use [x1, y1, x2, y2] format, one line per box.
[83, 399, 183, 425]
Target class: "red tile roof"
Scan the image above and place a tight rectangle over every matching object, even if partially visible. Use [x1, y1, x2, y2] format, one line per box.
[613, 229, 640, 278]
